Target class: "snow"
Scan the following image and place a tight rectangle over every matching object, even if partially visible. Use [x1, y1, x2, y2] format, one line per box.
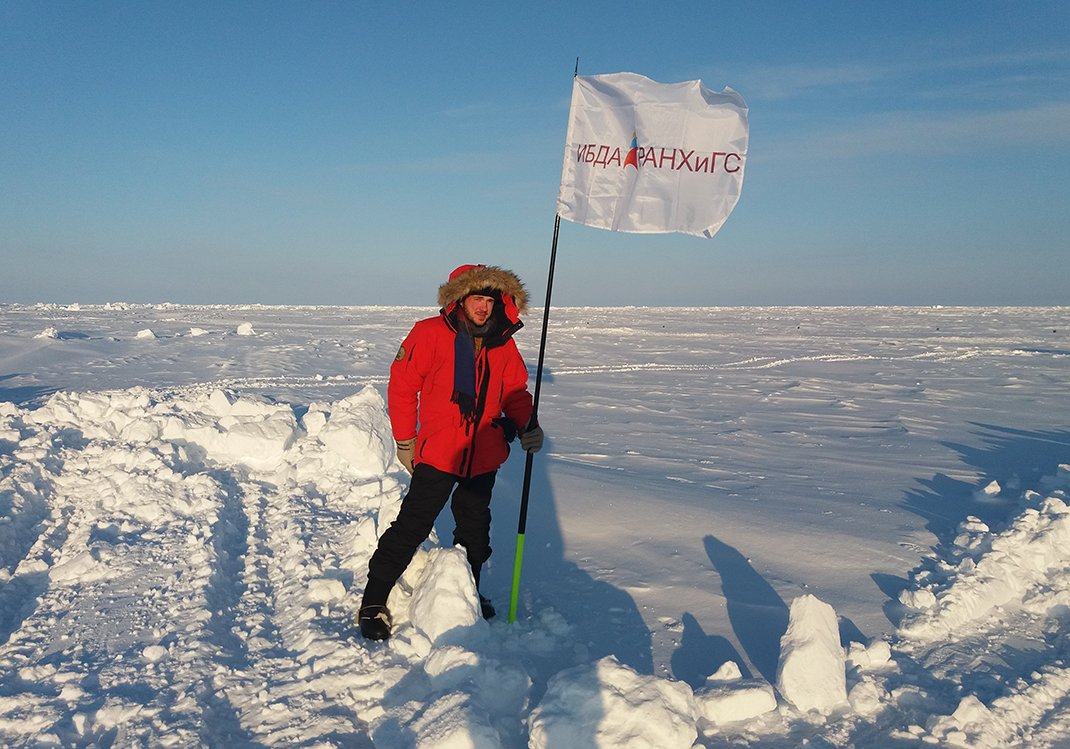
[408, 548, 487, 647]
[775, 594, 848, 713]
[528, 656, 698, 749]
[1, 302, 1069, 747]
[695, 661, 778, 725]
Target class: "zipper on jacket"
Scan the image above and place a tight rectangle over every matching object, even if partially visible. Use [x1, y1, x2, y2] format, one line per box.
[460, 349, 493, 478]
[458, 413, 473, 475]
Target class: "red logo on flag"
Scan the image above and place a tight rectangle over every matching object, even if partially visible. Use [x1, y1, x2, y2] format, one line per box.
[623, 131, 639, 170]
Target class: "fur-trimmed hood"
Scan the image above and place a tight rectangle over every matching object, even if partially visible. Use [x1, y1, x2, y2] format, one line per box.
[438, 264, 528, 316]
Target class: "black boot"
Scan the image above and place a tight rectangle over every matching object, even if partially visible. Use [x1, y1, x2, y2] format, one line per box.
[359, 576, 395, 641]
[359, 605, 392, 641]
[471, 568, 495, 620]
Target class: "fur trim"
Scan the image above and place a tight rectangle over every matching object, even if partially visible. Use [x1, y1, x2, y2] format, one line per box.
[438, 265, 528, 314]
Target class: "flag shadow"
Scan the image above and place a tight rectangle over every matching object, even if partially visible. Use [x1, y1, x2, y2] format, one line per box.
[703, 534, 788, 684]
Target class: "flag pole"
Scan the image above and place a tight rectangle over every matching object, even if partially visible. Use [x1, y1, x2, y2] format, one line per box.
[508, 59, 576, 624]
[508, 213, 561, 623]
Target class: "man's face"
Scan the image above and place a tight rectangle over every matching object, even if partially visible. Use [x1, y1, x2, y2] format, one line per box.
[461, 294, 495, 327]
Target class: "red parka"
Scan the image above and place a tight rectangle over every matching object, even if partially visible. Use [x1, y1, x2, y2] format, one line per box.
[388, 265, 533, 478]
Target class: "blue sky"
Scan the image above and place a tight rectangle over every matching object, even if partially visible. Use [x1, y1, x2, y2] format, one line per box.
[2, 2, 1068, 306]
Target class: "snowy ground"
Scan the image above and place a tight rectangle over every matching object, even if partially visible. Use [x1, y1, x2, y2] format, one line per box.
[1, 303, 1069, 747]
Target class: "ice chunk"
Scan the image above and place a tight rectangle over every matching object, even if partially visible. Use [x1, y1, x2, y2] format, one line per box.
[408, 547, 484, 646]
[706, 660, 742, 683]
[528, 656, 697, 749]
[926, 694, 995, 747]
[776, 594, 847, 713]
[845, 638, 893, 672]
[695, 679, 776, 724]
[899, 588, 937, 610]
[142, 645, 167, 663]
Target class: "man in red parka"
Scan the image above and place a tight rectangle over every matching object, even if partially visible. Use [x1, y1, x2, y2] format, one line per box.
[359, 264, 545, 641]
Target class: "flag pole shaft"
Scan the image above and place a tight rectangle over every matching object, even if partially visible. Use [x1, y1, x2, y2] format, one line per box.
[508, 213, 561, 623]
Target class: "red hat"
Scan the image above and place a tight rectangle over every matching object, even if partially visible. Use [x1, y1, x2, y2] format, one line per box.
[438, 264, 528, 322]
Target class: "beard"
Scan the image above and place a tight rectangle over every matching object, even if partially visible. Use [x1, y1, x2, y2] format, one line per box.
[458, 309, 495, 337]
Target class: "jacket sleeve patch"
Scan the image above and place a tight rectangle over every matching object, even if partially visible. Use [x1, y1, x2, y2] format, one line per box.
[395, 345, 407, 362]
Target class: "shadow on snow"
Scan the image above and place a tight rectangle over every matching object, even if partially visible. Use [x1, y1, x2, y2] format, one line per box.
[479, 438, 651, 744]
[701, 534, 789, 684]
[903, 423, 1070, 541]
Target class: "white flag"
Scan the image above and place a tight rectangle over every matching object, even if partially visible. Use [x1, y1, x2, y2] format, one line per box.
[557, 72, 749, 239]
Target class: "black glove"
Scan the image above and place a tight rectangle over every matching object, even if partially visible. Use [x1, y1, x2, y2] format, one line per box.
[493, 417, 518, 443]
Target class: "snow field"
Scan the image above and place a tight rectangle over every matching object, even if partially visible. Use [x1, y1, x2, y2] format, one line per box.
[1, 304, 1069, 747]
[2, 383, 1070, 747]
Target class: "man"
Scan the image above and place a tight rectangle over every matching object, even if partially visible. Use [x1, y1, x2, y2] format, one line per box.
[359, 264, 545, 641]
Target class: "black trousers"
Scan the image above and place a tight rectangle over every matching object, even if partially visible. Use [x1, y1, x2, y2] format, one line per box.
[364, 463, 496, 606]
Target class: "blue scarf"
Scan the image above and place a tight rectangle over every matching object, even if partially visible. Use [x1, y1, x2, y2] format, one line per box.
[452, 329, 477, 422]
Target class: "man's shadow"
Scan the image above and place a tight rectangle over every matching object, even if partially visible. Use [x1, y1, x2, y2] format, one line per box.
[670, 612, 752, 688]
